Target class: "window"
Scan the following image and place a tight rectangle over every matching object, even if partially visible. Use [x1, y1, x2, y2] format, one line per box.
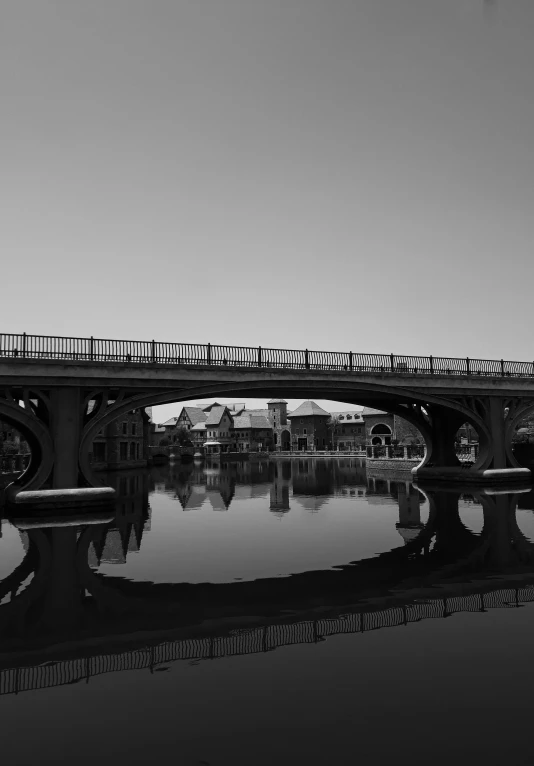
[300, 419, 303, 424]
[339, 416, 344, 420]
[132, 423, 137, 435]
[130, 442, 136, 460]
[122, 422, 127, 435]
[136, 443, 140, 460]
[346, 415, 352, 420]
[120, 442, 128, 460]
[303, 429, 307, 435]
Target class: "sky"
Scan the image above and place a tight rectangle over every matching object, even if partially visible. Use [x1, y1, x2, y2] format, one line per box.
[2, 0, 533, 421]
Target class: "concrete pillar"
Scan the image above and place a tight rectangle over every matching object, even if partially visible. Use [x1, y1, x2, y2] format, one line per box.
[50, 387, 82, 489]
[488, 397, 507, 470]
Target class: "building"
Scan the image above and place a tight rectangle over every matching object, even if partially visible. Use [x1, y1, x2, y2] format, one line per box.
[91, 409, 150, 470]
[0, 421, 30, 455]
[175, 406, 208, 434]
[362, 407, 423, 446]
[267, 399, 291, 451]
[203, 405, 235, 455]
[232, 412, 273, 452]
[288, 400, 330, 451]
[329, 411, 365, 451]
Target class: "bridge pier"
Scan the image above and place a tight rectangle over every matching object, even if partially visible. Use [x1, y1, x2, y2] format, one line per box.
[2, 385, 116, 513]
[411, 397, 532, 485]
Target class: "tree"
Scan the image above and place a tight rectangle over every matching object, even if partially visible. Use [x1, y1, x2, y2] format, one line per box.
[174, 426, 193, 446]
[327, 416, 340, 448]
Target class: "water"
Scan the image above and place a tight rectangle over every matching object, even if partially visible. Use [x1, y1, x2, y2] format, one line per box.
[2, 458, 534, 765]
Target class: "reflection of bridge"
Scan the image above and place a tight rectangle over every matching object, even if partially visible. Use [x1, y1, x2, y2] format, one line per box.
[2, 333, 534, 500]
[2, 582, 534, 696]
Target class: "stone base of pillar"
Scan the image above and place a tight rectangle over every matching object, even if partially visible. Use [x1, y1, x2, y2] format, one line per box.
[412, 466, 531, 486]
[5, 486, 116, 515]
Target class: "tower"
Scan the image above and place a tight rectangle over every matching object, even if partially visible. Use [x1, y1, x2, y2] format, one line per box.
[268, 399, 288, 427]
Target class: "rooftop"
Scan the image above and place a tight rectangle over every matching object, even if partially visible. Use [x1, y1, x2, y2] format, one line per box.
[361, 407, 388, 417]
[205, 405, 230, 426]
[181, 407, 208, 425]
[287, 401, 330, 419]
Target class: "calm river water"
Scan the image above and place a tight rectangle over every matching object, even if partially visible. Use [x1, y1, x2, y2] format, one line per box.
[2, 458, 534, 765]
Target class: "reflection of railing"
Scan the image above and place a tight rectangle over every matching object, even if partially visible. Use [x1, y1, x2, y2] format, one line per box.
[1, 333, 534, 378]
[0, 453, 30, 473]
[366, 445, 425, 460]
[1, 585, 532, 696]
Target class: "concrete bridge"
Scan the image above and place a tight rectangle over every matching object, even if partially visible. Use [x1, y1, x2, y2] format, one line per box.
[1, 332, 534, 501]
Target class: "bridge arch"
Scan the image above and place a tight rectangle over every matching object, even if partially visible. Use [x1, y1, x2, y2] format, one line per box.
[0, 397, 54, 492]
[77, 378, 452, 485]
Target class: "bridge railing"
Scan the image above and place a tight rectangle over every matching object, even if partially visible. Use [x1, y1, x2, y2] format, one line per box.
[1, 333, 534, 378]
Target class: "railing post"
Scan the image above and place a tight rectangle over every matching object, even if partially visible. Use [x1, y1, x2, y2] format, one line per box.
[305, 349, 309, 369]
[258, 346, 262, 367]
[466, 357, 470, 375]
[500, 359, 505, 377]
[151, 340, 156, 363]
[349, 351, 352, 371]
[429, 355, 434, 374]
[207, 343, 211, 365]
[90, 336, 94, 361]
[22, 332, 27, 358]
[390, 353, 394, 372]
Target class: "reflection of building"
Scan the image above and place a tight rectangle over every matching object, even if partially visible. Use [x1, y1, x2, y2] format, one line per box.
[363, 408, 422, 447]
[269, 460, 292, 515]
[88, 471, 150, 565]
[289, 401, 330, 451]
[291, 459, 333, 512]
[395, 483, 424, 543]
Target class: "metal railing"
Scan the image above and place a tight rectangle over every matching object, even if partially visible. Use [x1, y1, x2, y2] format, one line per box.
[366, 445, 425, 460]
[1, 333, 534, 378]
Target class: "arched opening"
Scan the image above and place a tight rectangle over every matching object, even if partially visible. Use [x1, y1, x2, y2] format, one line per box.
[370, 423, 392, 446]
[281, 429, 291, 450]
[455, 422, 480, 465]
[0, 422, 31, 489]
[510, 412, 534, 469]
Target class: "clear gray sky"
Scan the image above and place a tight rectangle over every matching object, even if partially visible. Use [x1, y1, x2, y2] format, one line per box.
[2, 1, 533, 419]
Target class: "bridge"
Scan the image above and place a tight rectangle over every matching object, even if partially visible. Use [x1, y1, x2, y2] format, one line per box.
[1, 332, 534, 500]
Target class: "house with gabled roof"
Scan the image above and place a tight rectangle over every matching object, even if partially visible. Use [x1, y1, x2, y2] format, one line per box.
[176, 406, 208, 432]
[203, 405, 235, 455]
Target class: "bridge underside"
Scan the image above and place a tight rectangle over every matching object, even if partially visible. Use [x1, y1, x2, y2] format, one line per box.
[1, 360, 534, 500]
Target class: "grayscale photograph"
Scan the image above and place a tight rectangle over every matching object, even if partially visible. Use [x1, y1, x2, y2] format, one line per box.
[1, 1, 534, 764]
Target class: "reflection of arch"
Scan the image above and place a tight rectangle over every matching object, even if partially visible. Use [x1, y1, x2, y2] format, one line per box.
[370, 423, 392, 435]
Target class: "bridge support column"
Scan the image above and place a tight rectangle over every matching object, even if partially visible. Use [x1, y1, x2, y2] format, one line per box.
[412, 397, 531, 485]
[50, 387, 82, 489]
